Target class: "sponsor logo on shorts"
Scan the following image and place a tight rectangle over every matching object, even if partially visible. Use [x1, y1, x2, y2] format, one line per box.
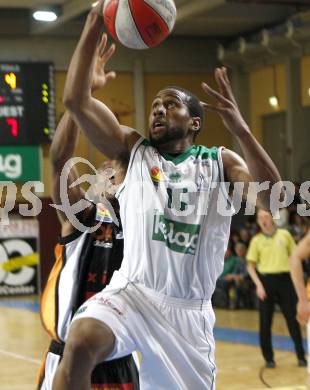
[152, 213, 200, 255]
[92, 296, 123, 316]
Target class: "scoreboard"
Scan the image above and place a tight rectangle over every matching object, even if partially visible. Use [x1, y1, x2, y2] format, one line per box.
[0, 62, 55, 145]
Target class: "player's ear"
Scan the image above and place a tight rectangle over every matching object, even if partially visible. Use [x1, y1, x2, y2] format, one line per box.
[191, 117, 201, 132]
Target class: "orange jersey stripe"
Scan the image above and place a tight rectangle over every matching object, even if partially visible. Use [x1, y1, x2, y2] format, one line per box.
[40, 244, 64, 342]
[36, 347, 48, 389]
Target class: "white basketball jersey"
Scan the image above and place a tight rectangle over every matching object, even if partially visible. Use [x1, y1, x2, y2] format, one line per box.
[116, 138, 232, 300]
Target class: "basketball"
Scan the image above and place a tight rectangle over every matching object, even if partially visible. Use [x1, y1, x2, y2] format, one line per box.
[103, 0, 177, 50]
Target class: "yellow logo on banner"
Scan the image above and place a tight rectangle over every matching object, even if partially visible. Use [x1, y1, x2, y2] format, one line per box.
[1, 253, 39, 272]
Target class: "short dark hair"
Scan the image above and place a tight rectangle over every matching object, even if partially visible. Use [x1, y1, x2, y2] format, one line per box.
[166, 86, 205, 141]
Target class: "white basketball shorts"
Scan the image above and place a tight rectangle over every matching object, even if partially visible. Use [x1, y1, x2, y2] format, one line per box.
[72, 271, 217, 390]
[39, 352, 61, 390]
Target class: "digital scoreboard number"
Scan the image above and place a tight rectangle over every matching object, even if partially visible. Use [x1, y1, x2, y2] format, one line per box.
[0, 62, 55, 145]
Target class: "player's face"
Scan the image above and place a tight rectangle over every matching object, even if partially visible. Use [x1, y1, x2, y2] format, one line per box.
[235, 243, 246, 258]
[148, 89, 192, 146]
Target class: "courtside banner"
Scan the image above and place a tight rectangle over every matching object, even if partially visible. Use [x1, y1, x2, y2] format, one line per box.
[0, 219, 40, 296]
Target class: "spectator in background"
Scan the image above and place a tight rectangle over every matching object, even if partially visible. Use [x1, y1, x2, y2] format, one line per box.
[214, 242, 254, 310]
[230, 231, 241, 253]
[215, 246, 238, 308]
[245, 219, 257, 237]
[290, 214, 307, 242]
[232, 242, 254, 309]
[247, 209, 306, 368]
[239, 228, 250, 246]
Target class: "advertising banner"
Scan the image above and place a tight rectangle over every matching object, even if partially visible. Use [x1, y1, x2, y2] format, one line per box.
[0, 219, 40, 296]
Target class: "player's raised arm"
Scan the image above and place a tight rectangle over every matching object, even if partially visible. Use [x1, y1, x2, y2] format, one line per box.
[63, 0, 140, 159]
[50, 112, 87, 233]
[51, 42, 127, 235]
[201, 67, 282, 211]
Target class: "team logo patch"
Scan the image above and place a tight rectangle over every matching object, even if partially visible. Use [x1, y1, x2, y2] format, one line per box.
[152, 213, 200, 255]
[95, 203, 113, 223]
[169, 172, 182, 183]
[150, 166, 162, 188]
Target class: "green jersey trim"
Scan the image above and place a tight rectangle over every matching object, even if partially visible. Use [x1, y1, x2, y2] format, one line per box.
[142, 139, 151, 147]
[161, 145, 218, 164]
[161, 145, 196, 164]
[143, 139, 218, 164]
[196, 145, 218, 161]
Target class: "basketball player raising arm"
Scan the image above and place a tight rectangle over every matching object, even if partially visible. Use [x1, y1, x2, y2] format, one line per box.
[53, 3, 283, 389]
[289, 229, 310, 325]
[51, 38, 118, 237]
[63, 2, 140, 162]
[63, 0, 281, 211]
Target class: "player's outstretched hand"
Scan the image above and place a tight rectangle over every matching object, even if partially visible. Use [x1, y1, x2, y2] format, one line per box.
[91, 33, 116, 92]
[201, 67, 249, 138]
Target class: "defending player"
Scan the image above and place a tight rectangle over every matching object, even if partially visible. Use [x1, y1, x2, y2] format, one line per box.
[52, 2, 282, 388]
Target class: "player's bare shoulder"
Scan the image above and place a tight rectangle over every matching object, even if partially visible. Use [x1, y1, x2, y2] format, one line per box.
[221, 148, 247, 171]
[221, 147, 250, 184]
[120, 125, 141, 152]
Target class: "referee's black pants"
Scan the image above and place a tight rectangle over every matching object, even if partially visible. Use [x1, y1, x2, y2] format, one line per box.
[258, 272, 305, 362]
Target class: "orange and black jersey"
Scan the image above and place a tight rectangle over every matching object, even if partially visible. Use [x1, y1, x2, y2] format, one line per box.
[40, 206, 123, 342]
[38, 205, 139, 389]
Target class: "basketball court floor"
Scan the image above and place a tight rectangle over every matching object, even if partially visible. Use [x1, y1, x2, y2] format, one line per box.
[0, 296, 307, 390]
